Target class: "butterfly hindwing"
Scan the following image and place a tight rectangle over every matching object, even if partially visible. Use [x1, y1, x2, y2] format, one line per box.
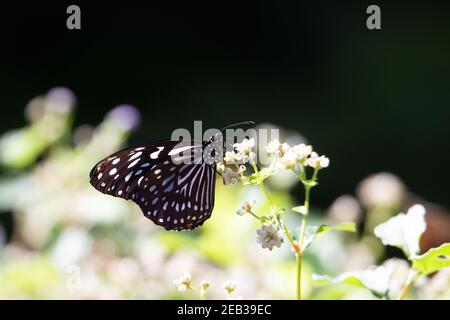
[137, 161, 216, 231]
[89, 139, 217, 231]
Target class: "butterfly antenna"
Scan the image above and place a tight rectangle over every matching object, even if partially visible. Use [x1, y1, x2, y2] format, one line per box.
[220, 121, 255, 131]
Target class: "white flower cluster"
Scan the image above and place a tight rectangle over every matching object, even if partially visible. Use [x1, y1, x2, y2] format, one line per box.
[173, 271, 211, 296]
[223, 138, 256, 164]
[220, 138, 329, 188]
[266, 139, 329, 171]
[256, 224, 284, 251]
[266, 139, 290, 156]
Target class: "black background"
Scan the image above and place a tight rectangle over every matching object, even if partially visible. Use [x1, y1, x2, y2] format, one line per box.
[0, 299, 442, 316]
[1, 0, 449, 209]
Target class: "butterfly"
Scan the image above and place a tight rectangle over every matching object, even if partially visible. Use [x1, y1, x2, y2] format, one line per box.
[89, 122, 254, 231]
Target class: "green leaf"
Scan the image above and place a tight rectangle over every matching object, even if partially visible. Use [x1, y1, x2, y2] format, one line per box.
[242, 166, 277, 186]
[412, 243, 450, 276]
[374, 204, 426, 259]
[242, 173, 259, 185]
[302, 222, 356, 250]
[315, 222, 357, 235]
[313, 265, 391, 299]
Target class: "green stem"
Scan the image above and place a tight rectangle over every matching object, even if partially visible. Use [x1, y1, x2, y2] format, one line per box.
[311, 167, 319, 182]
[260, 181, 274, 208]
[296, 182, 312, 300]
[251, 162, 274, 207]
[252, 160, 316, 300]
[282, 223, 297, 249]
[296, 212, 309, 300]
[249, 211, 264, 222]
[282, 222, 301, 300]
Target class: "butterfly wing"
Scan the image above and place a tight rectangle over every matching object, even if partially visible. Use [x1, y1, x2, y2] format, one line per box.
[89, 140, 216, 231]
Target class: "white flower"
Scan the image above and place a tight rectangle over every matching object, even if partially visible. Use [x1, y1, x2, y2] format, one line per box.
[256, 224, 284, 250]
[277, 144, 315, 170]
[223, 281, 236, 294]
[374, 204, 426, 258]
[233, 138, 256, 163]
[237, 199, 256, 216]
[266, 139, 281, 154]
[234, 137, 255, 153]
[291, 144, 313, 162]
[307, 152, 330, 169]
[278, 149, 298, 169]
[224, 151, 239, 164]
[222, 167, 241, 185]
[200, 280, 210, 290]
[200, 280, 210, 296]
[266, 139, 290, 156]
[238, 165, 246, 174]
[173, 270, 192, 291]
[354, 265, 392, 298]
[382, 258, 410, 298]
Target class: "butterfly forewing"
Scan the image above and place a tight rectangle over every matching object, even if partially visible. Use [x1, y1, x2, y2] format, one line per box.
[89, 140, 217, 231]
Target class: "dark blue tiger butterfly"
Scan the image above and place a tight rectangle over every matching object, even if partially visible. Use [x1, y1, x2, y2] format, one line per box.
[89, 122, 254, 231]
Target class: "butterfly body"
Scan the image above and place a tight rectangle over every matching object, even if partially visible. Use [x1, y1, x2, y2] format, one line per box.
[90, 138, 218, 231]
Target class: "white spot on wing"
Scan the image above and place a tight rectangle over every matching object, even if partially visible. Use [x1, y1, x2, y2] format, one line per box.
[129, 151, 142, 162]
[150, 147, 164, 159]
[128, 159, 139, 168]
[168, 145, 195, 156]
[125, 172, 133, 182]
